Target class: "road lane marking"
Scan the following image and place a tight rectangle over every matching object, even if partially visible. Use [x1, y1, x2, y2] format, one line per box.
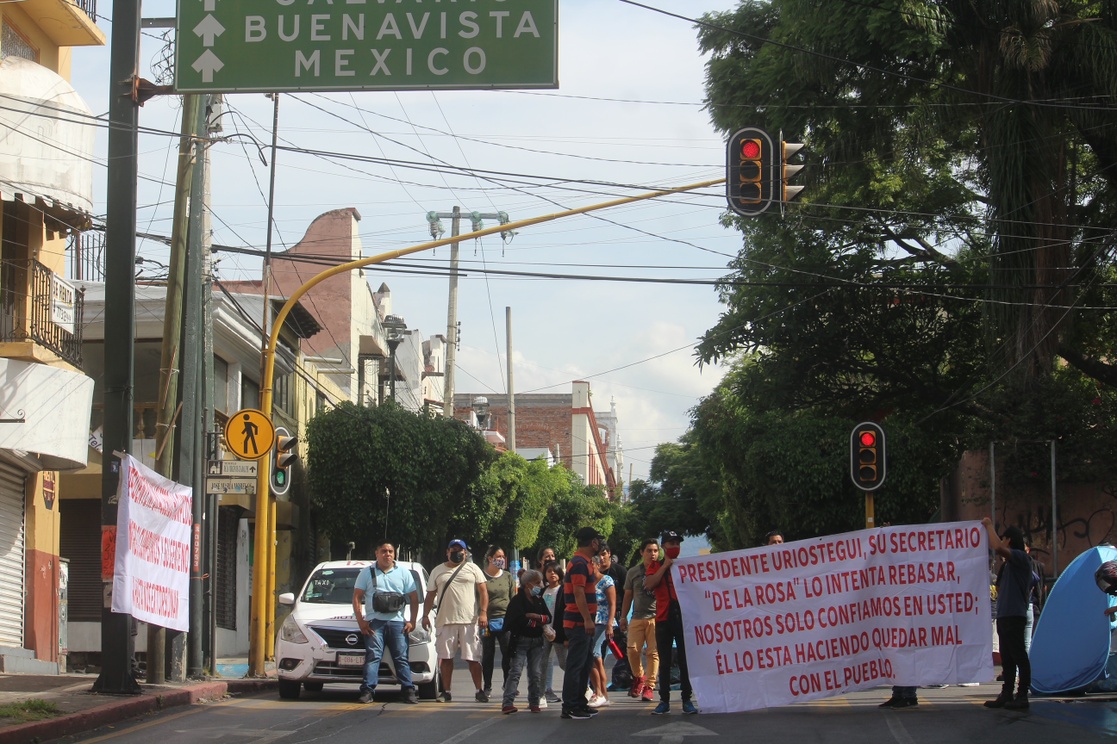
[434, 716, 501, 744]
[884, 714, 917, 744]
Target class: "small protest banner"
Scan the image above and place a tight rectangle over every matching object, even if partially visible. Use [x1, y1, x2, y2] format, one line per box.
[111, 454, 193, 631]
[673, 521, 993, 713]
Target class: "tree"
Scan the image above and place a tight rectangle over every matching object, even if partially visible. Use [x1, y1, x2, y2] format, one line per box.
[305, 401, 496, 558]
[698, 0, 1117, 394]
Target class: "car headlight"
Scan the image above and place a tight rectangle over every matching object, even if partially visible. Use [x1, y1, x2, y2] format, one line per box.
[280, 615, 308, 644]
[409, 628, 431, 645]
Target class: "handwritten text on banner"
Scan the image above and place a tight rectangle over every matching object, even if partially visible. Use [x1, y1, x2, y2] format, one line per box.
[673, 522, 993, 713]
[111, 454, 193, 632]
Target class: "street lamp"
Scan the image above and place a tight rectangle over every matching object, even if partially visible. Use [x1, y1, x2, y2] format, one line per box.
[383, 314, 407, 401]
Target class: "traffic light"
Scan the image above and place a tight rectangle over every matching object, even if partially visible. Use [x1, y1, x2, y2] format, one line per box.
[271, 426, 298, 496]
[781, 137, 805, 206]
[727, 127, 775, 217]
[850, 422, 886, 491]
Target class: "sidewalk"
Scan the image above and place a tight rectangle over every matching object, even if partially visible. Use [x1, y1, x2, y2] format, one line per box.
[0, 663, 276, 744]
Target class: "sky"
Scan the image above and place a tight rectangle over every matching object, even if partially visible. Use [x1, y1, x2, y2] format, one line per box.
[69, 1, 745, 482]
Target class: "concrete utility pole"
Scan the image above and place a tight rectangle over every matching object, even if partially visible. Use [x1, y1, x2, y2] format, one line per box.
[425, 209, 510, 419]
[95, 0, 142, 695]
[506, 306, 516, 451]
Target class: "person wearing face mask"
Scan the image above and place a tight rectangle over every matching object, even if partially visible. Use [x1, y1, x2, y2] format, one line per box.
[500, 569, 551, 714]
[421, 539, 489, 703]
[561, 526, 605, 720]
[481, 545, 516, 700]
[645, 530, 697, 715]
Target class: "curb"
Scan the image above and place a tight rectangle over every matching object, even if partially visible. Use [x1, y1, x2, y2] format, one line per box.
[0, 678, 276, 744]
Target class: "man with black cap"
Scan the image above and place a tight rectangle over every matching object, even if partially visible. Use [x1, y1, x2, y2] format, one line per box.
[982, 517, 1033, 710]
[561, 525, 604, 720]
[645, 530, 697, 715]
[421, 539, 490, 703]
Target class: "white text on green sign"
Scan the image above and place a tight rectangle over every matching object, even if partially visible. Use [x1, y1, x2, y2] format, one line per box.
[175, 0, 559, 93]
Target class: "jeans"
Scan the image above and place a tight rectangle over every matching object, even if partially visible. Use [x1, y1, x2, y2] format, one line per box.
[561, 625, 594, 712]
[481, 629, 510, 691]
[655, 603, 691, 702]
[503, 636, 544, 707]
[542, 638, 567, 693]
[361, 619, 413, 692]
[893, 686, 917, 700]
[997, 615, 1030, 696]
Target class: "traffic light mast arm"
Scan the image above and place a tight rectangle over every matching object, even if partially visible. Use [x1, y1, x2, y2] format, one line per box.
[248, 176, 725, 676]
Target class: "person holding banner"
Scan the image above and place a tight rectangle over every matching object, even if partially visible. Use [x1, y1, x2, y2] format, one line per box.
[645, 530, 697, 715]
[982, 517, 1033, 710]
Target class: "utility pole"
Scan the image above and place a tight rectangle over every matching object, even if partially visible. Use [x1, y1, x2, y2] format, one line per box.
[94, 0, 142, 695]
[182, 94, 212, 679]
[506, 306, 516, 452]
[425, 209, 510, 419]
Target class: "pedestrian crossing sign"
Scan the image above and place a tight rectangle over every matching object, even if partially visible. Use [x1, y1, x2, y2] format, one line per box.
[224, 408, 275, 461]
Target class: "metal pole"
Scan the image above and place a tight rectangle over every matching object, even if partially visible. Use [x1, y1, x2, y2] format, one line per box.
[442, 208, 461, 417]
[506, 307, 516, 451]
[94, 0, 142, 694]
[1050, 439, 1057, 577]
[184, 95, 211, 678]
[989, 441, 996, 526]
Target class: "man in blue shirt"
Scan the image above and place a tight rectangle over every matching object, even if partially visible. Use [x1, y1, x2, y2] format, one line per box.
[353, 540, 420, 704]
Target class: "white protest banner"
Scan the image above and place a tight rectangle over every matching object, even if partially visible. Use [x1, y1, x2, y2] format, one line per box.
[111, 454, 193, 631]
[673, 521, 993, 713]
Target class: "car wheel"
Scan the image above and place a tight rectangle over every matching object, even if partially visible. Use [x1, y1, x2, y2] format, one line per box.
[278, 680, 302, 700]
[418, 672, 440, 700]
[303, 682, 324, 693]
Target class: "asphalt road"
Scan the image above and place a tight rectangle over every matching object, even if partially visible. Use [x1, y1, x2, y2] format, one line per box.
[55, 675, 1117, 744]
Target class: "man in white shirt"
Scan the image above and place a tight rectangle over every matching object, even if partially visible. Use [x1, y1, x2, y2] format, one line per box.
[421, 539, 490, 703]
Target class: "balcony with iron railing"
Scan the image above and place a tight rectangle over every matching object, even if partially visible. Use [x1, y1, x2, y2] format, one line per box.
[20, 0, 103, 47]
[0, 259, 84, 368]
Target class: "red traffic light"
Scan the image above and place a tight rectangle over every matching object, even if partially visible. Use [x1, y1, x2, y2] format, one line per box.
[859, 431, 877, 447]
[741, 139, 761, 159]
[850, 422, 886, 491]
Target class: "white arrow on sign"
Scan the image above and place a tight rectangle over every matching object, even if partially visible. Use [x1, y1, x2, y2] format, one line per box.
[192, 49, 225, 83]
[202, 0, 222, 12]
[632, 722, 718, 744]
[194, 14, 226, 47]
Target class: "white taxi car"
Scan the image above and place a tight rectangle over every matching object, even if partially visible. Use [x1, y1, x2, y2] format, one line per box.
[275, 560, 438, 700]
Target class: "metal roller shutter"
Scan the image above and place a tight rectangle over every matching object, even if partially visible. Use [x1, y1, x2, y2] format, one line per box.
[0, 462, 26, 647]
[59, 499, 102, 623]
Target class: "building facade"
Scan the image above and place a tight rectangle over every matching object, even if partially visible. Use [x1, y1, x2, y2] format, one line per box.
[0, 1, 103, 672]
[454, 381, 620, 495]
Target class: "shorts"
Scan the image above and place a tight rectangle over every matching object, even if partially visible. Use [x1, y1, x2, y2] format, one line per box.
[592, 623, 609, 659]
[436, 622, 481, 662]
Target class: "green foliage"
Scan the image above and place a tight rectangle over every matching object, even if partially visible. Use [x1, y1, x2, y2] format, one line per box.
[306, 401, 496, 558]
[0, 699, 61, 722]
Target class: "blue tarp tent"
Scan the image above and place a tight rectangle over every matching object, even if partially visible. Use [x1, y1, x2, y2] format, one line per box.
[1030, 545, 1117, 694]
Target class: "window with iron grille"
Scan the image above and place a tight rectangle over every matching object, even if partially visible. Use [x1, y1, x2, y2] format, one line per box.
[2, 21, 37, 62]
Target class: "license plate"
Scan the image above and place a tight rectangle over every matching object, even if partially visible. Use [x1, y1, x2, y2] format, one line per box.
[336, 652, 365, 667]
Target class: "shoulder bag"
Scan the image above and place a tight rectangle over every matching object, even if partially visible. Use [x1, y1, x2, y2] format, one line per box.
[371, 565, 407, 614]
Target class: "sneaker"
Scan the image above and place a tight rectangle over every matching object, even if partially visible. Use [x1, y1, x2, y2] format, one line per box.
[537, 699, 547, 709]
[403, 688, 419, 705]
[642, 687, 655, 702]
[502, 705, 518, 714]
[439, 691, 452, 703]
[1005, 694, 1029, 710]
[891, 698, 918, 709]
[630, 676, 645, 698]
[529, 705, 542, 713]
[589, 697, 610, 708]
[561, 708, 593, 720]
[878, 697, 900, 708]
[358, 690, 374, 704]
[476, 690, 490, 703]
[577, 706, 599, 717]
[682, 700, 698, 715]
[652, 701, 670, 715]
[546, 691, 562, 704]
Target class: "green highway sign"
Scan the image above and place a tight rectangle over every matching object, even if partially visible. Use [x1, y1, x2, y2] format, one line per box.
[175, 0, 558, 93]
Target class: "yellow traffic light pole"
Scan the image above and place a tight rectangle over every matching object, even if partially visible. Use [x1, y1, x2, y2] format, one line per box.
[248, 177, 726, 674]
